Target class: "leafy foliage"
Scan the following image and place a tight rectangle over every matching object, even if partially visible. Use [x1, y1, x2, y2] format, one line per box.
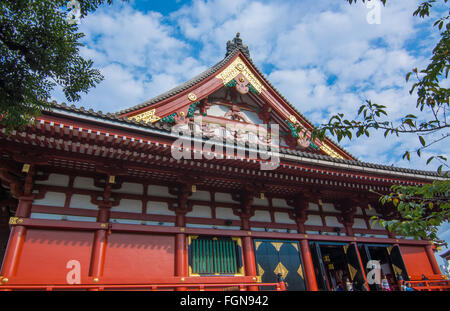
[0, 0, 125, 131]
[372, 180, 449, 244]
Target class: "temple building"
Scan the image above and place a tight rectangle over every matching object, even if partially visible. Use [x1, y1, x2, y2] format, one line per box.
[0, 33, 448, 291]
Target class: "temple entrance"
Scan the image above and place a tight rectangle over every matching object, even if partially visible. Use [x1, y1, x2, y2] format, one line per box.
[358, 244, 409, 290]
[310, 242, 366, 291]
[0, 185, 15, 271]
[254, 239, 306, 291]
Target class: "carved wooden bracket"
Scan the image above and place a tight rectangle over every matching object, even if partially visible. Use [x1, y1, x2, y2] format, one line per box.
[168, 175, 202, 213]
[257, 104, 272, 124]
[199, 98, 212, 116]
[287, 193, 311, 227]
[90, 183, 121, 209]
[0, 160, 38, 198]
[231, 183, 265, 220]
[335, 198, 358, 227]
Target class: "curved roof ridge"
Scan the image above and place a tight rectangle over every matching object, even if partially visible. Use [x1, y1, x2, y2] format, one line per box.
[45, 100, 441, 178]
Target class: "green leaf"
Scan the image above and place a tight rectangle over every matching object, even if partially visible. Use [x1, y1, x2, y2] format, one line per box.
[419, 136, 426, 146]
[406, 72, 412, 82]
[403, 151, 411, 161]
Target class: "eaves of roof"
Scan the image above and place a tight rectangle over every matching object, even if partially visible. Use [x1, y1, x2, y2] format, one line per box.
[42, 103, 443, 180]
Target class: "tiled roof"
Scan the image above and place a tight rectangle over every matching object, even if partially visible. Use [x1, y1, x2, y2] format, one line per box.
[114, 34, 357, 160]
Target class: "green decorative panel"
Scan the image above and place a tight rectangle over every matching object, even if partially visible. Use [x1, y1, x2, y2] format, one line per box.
[189, 236, 242, 275]
[160, 112, 176, 123]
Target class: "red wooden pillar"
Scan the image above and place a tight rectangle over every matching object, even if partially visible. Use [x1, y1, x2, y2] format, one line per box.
[175, 188, 188, 291]
[89, 205, 110, 286]
[425, 243, 441, 275]
[0, 196, 33, 284]
[240, 214, 258, 291]
[243, 235, 257, 277]
[175, 212, 187, 277]
[299, 238, 318, 291]
[291, 194, 318, 291]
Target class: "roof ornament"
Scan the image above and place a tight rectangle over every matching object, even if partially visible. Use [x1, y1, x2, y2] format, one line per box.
[226, 32, 251, 59]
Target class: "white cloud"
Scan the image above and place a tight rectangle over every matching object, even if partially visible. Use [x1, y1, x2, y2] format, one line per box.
[80, 6, 188, 70]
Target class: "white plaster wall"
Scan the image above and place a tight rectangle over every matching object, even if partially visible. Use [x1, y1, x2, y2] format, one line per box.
[321, 203, 338, 212]
[70, 194, 98, 210]
[251, 210, 271, 222]
[369, 220, 385, 231]
[325, 216, 343, 227]
[372, 234, 389, 238]
[308, 203, 320, 211]
[190, 191, 211, 201]
[214, 192, 235, 203]
[262, 228, 293, 233]
[186, 223, 214, 229]
[250, 227, 266, 232]
[73, 177, 103, 191]
[186, 205, 212, 218]
[112, 182, 143, 195]
[306, 230, 320, 235]
[110, 218, 142, 224]
[146, 201, 174, 216]
[66, 215, 96, 222]
[353, 218, 368, 229]
[30, 213, 96, 222]
[35, 174, 69, 187]
[145, 221, 174, 227]
[111, 199, 142, 213]
[326, 232, 339, 236]
[305, 215, 323, 226]
[214, 225, 241, 230]
[355, 206, 364, 215]
[215, 207, 240, 220]
[208, 104, 229, 117]
[253, 197, 269, 207]
[30, 213, 63, 220]
[365, 206, 379, 216]
[272, 198, 290, 208]
[33, 191, 66, 207]
[398, 236, 415, 240]
[148, 185, 176, 198]
[274, 212, 295, 224]
[241, 110, 262, 124]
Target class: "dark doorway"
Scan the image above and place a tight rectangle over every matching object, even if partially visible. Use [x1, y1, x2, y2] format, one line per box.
[312, 243, 349, 291]
[358, 244, 409, 291]
[0, 185, 15, 271]
[310, 242, 367, 291]
[254, 239, 306, 291]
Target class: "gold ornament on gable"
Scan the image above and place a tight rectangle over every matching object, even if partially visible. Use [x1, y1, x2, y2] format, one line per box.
[215, 57, 266, 94]
[128, 108, 161, 124]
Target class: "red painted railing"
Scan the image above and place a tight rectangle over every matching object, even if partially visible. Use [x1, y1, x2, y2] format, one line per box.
[409, 279, 450, 291]
[0, 281, 287, 291]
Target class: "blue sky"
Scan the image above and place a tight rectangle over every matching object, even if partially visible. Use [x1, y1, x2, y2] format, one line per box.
[52, 0, 449, 268]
